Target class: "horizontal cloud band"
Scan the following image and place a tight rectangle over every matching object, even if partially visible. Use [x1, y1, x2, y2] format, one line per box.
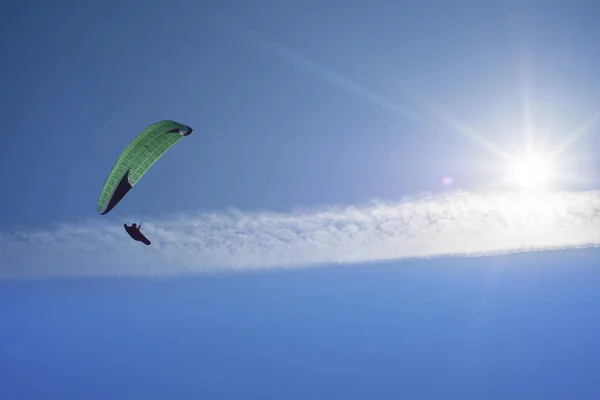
[2, 190, 600, 280]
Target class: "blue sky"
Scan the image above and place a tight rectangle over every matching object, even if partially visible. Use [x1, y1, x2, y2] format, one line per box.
[2, 0, 600, 398]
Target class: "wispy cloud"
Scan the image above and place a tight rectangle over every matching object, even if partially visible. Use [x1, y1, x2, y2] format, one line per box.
[2, 190, 600, 281]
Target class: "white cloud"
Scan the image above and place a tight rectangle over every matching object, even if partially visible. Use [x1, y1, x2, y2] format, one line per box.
[2, 190, 600, 281]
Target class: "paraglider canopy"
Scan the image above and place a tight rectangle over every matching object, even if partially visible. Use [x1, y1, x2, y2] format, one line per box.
[97, 120, 193, 215]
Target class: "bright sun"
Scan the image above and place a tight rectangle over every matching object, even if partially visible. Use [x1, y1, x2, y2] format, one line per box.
[506, 153, 554, 189]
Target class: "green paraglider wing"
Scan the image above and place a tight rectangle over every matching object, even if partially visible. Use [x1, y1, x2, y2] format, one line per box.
[97, 120, 193, 215]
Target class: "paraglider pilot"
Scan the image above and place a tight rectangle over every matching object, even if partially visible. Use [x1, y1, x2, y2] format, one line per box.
[124, 222, 151, 245]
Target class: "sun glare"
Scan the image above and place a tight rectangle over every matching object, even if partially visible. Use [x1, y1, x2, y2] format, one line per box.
[507, 153, 554, 189]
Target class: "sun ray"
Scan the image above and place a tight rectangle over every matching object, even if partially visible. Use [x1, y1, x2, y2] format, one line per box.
[550, 112, 600, 159]
[520, 71, 535, 154]
[425, 104, 513, 161]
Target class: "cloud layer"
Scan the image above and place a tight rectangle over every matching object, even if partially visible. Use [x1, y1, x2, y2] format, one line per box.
[2, 190, 600, 280]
